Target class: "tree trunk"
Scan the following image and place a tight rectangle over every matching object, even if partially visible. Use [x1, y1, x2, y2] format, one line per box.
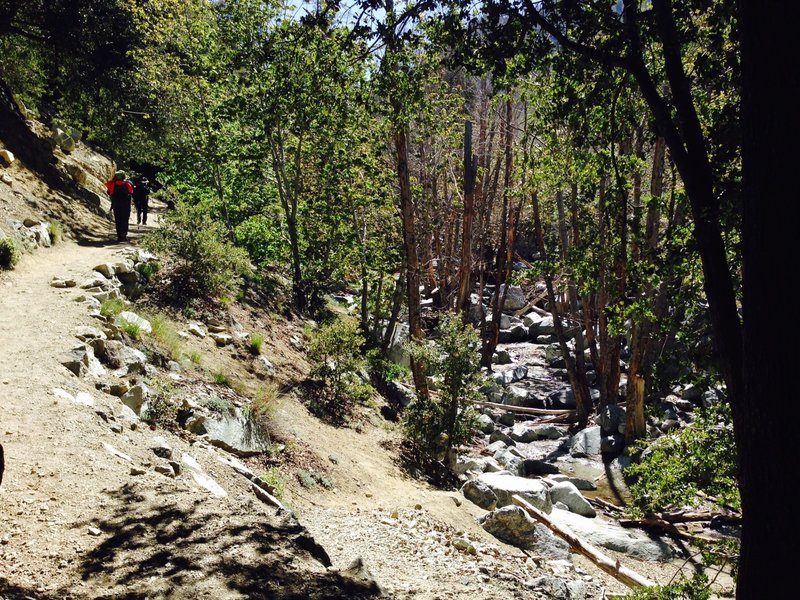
[394, 129, 429, 399]
[738, 2, 797, 596]
[457, 121, 478, 316]
[534, 190, 593, 428]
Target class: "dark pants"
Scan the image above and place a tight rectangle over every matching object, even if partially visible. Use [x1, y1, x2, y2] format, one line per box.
[135, 197, 149, 225]
[112, 198, 131, 241]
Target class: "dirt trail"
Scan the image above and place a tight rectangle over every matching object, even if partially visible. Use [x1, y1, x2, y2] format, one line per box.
[0, 232, 381, 599]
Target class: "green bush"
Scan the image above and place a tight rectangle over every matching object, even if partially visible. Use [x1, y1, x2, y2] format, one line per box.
[0, 236, 21, 269]
[249, 333, 265, 355]
[308, 317, 372, 422]
[100, 297, 126, 318]
[403, 315, 483, 464]
[259, 468, 288, 499]
[146, 312, 184, 361]
[626, 403, 740, 516]
[48, 221, 63, 243]
[624, 572, 711, 600]
[142, 381, 178, 428]
[143, 203, 252, 299]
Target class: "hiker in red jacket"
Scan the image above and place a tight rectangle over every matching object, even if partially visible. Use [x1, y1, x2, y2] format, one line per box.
[105, 170, 134, 242]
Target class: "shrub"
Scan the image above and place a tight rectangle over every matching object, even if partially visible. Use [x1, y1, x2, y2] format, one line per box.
[100, 297, 126, 318]
[187, 350, 203, 365]
[0, 236, 21, 269]
[143, 203, 252, 299]
[308, 317, 372, 422]
[206, 395, 232, 414]
[120, 321, 142, 340]
[211, 370, 229, 386]
[146, 312, 183, 361]
[249, 333, 265, 355]
[47, 221, 63, 243]
[626, 402, 740, 516]
[624, 572, 711, 600]
[403, 315, 483, 464]
[259, 468, 288, 499]
[142, 381, 178, 428]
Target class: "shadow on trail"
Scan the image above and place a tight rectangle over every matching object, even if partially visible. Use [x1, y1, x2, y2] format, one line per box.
[0, 579, 57, 600]
[74, 483, 380, 600]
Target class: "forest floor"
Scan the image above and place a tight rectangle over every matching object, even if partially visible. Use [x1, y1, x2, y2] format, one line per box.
[0, 143, 732, 599]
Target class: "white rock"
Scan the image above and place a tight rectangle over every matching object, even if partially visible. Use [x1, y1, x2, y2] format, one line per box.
[115, 311, 152, 335]
[191, 471, 227, 498]
[0, 149, 15, 165]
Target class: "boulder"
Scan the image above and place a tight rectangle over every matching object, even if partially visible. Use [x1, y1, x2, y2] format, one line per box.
[549, 508, 673, 561]
[476, 414, 495, 434]
[121, 384, 150, 415]
[680, 383, 703, 402]
[510, 422, 541, 443]
[188, 408, 270, 457]
[548, 481, 596, 517]
[461, 479, 497, 510]
[0, 149, 15, 166]
[547, 388, 600, 410]
[599, 404, 627, 436]
[252, 356, 275, 379]
[477, 472, 552, 512]
[490, 285, 527, 312]
[386, 381, 414, 407]
[522, 311, 543, 328]
[533, 315, 556, 335]
[497, 412, 515, 427]
[493, 349, 512, 365]
[187, 322, 207, 338]
[522, 459, 560, 476]
[497, 323, 528, 343]
[601, 435, 625, 456]
[524, 577, 586, 600]
[210, 332, 234, 346]
[74, 326, 106, 342]
[27, 223, 51, 247]
[493, 448, 524, 476]
[547, 474, 597, 491]
[494, 365, 528, 385]
[90, 339, 147, 373]
[479, 506, 569, 559]
[489, 429, 515, 446]
[502, 385, 531, 407]
[531, 424, 564, 440]
[94, 263, 115, 278]
[59, 344, 105, 377]
[467, 294, 487, 324]
[115, 311, 152, 335]
[453, 457, 482, 475]
[569, 426, 602, 457]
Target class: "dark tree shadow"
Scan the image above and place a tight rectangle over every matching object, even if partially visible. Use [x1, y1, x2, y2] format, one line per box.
[71, 483, 381, 599]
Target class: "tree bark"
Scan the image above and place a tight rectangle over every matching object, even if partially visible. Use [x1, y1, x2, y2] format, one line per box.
[738, 1, 798, 596]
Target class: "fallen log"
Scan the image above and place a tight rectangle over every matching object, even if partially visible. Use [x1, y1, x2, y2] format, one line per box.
[511, 495, 655, 589]
[659, 510, 742, 524]
[587, 497, 625, 515]
[471, 399, 576, 417]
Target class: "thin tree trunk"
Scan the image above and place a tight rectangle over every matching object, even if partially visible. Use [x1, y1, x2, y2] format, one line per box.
[394, 129, 429, 399]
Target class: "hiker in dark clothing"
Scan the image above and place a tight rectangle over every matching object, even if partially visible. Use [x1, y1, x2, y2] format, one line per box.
[105, 170, 134, 242]
[133, 177, 151, 225]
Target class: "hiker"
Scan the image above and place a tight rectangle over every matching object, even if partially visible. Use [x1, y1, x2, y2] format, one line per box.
[105, 170, 134, 242]
[133, 176, 151, 225]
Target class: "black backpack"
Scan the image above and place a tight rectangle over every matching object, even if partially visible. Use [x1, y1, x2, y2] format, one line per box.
[111, 180, 130, 202]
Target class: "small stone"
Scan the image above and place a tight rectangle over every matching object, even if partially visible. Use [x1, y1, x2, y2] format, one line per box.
[87, 527, 102, 537]
[155, 463, 176, 478]
[414, 503, 422, 510]
[452, 538, 477, 555]
[110, 424, 123, 434]
[130, 467, 146, 476]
